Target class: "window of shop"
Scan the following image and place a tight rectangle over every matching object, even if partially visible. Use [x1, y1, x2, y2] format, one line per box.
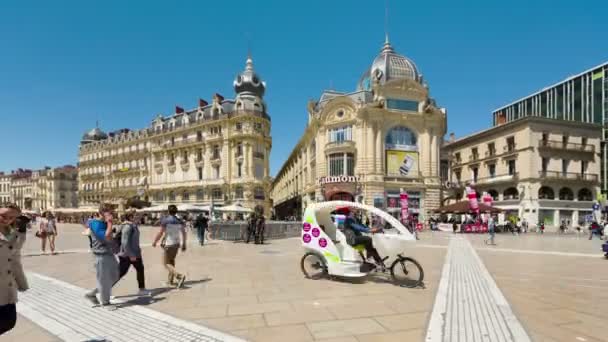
[386, 190, 421, 218]
[328, 153, 354, 176]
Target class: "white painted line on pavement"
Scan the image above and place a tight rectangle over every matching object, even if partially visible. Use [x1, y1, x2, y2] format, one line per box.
[17, 272, 246, 342]
[425, 238, 532, 342]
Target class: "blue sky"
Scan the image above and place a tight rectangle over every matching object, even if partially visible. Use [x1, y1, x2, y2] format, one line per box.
[1, 0, 606, 175]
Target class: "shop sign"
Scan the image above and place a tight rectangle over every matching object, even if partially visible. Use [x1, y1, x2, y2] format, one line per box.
[318, 175, 361, 185]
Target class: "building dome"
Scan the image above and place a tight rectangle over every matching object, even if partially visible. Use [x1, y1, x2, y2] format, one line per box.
[81, 127, 108, 143]
[234, 56, 266, 98]
[357, 39, 420, 90]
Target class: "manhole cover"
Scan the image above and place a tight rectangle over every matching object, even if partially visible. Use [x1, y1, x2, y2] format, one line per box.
[260, 250, 281, 254]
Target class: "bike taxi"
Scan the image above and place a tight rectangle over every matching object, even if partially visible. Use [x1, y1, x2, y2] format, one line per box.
[300, 200, 424, 287]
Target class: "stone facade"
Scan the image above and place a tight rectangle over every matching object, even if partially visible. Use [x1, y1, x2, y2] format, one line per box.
[78, 56, 272, 215]
[0, 173, 11, 204]
[443, 116, 601, 228]
[271, 39, 447, 221]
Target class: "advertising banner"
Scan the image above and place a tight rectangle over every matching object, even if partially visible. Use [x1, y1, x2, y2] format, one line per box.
[386, 151, 418, 177]
[400, 191, 409, 224]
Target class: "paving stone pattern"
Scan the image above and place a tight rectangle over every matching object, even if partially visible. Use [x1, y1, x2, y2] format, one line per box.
[426, 238, 531, 342]
[17, 273, 245, 342]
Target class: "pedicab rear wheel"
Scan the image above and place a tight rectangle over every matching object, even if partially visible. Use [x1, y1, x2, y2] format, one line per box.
[390, 256, 424, 288]
[301, 252, 327, 280]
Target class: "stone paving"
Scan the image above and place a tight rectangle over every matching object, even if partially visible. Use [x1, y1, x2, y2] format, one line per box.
[1, 224, 607, 342]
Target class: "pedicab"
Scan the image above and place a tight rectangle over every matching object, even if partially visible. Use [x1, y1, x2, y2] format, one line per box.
[300, 201, 424, 287]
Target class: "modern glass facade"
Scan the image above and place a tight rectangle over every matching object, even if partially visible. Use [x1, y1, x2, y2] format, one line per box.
[493, 62, 608, 194]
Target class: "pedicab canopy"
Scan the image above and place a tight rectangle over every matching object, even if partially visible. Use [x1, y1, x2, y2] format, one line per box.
[306, 201, 417, 241]
[432, 200, 502, 214]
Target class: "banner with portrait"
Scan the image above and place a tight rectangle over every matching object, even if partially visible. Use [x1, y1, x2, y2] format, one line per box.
[386, 150, 419, 177]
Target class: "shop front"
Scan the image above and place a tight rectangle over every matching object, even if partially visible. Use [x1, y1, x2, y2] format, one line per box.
[319, 175, 361, 202]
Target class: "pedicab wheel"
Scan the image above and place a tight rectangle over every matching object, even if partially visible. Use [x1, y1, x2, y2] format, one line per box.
[390, 256, 424, 288]
[301, 252, 327, 280]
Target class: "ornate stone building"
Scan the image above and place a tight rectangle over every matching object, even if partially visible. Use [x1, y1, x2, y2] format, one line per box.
[31, 166, 79, 211]
[78, 56, 272, 214]
[0, 172, 11, 204]
[271, 39, 447, 220]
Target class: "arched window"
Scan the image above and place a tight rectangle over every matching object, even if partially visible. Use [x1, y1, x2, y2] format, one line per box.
[503, 187, 519, 200]
[487, 190, 499, 200]
[578, 188, 593, 201]
[235, 186, 244, 199]
[327, 153, 354, 176]
[254, 187, 265, 200]
[385, 126, 417, 150]
[558, 187, 574, 201]
[538, 186, 555, 200]
[168, 191, 176, 201]
[182, 191, 190, 201]
[196, 189, 204, 201]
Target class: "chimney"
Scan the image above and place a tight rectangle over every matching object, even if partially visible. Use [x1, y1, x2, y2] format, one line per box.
[449, 132, 455, 142]
[175, 106, 185, 114]
[198, 99, 208, 107]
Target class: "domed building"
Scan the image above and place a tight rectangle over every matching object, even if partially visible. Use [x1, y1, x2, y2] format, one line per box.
[272, 39, 447, 221]
[78, 55, 272, 216]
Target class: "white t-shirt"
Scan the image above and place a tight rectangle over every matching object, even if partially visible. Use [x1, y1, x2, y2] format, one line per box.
[161, 215, 183, 246]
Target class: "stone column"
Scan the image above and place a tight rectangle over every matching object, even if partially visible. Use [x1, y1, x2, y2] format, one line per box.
[375, 124, 383, 174]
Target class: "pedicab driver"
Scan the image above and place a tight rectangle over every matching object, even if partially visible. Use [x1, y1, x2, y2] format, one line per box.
[336, 207, 384, 267]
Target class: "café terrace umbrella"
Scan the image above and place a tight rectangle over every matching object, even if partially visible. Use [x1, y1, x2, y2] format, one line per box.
[176, 204, 211, 212]
[214, 204, 253, 213]
[432, 200, 502, 214]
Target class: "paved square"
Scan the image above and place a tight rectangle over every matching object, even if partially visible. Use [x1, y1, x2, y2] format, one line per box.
[2, 225, 607, 341]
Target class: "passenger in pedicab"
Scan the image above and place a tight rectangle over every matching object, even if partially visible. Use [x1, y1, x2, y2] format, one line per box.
[335, 207, 384, 269]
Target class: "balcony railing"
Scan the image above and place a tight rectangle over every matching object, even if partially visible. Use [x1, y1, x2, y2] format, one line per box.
[538, 139, 595, 152]
[469, 154, 479, 161]
[325, 140, 355, 152]
[538, 171, 599, 182]
[503, 144, 516, 153]
[253, 152, 264, 159]
[474, 172, 519, 184]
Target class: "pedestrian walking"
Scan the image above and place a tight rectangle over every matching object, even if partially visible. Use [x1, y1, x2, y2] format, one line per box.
[153, 205, 187, 288]
[193, 213, 208, 246]
[84, 205, 119, 308]
[485, 215, 496, 245]
[38, 212, 58, 254]
[589, 221, 602, 240]
[0, 203, 29, 336]
[114, 212, 149, 296]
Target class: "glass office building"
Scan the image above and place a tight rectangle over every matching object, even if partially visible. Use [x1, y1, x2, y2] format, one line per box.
[493, 62, 608, 194]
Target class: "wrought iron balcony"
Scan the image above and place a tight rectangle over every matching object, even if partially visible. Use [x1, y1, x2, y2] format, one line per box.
[538, 171, 598, 182]
[538, 139, 595, 152]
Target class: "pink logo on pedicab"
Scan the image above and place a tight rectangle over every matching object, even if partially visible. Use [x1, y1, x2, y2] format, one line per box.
[303, 222, 311, 232]
[303, 234, 312, 243]
[318, 238, 327, 248]
[312, 227, 320, 237]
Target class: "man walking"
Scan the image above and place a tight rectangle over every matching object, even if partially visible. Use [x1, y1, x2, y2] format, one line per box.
[114, 212, 149, 296]
[193, 213, 208, 246]
[485, 215, 496, 245]
[85, 205, 119, 308]
[153, 205, 187, 288]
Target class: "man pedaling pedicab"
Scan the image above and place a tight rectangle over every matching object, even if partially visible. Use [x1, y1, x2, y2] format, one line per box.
[336, 207, 385, 270]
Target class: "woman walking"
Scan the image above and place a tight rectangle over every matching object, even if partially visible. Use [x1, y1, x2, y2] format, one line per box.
[0, 203, 30, 336]
[39, 212, 58, 254]
[114, 212, 149, 296]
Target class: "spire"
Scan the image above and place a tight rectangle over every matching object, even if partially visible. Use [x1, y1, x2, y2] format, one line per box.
[382, 0, 393, 54]
[245, 55, 254, 71]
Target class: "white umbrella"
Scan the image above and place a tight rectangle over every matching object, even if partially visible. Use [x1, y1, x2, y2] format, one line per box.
[139, 204, 168, 213]
[215, 204, 253, 213]
[177, 204, 211, 212]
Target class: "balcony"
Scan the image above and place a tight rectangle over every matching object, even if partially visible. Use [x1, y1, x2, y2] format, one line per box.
[538, 171, 598, 182]
[253, 151, 264, 159]
[325, 140, 356, 154]
[474, 172, 519, 185]
[152, 138, 203, 152]
[469, 154, 480, 162]
[538, 139, 595, 153]
[503, 144, 517, 155]
[484, 150, 497, 159]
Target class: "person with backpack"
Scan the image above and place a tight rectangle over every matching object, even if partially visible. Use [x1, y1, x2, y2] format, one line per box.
[84, 205, 119, 308]
[113, 212, 149, 296]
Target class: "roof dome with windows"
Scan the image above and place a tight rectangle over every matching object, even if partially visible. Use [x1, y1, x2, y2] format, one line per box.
[357, 38, 420, 91]
[234, 55, 266, 98]
[81, 127, 108, 143]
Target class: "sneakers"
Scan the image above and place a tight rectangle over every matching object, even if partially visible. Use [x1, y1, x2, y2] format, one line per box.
[138, 289, 151, 297]
[84, 292, 100, 306]
[176, 275, 186, 289]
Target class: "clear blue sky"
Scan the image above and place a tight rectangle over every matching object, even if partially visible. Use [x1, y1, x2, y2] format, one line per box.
[1, 0, 606, 176]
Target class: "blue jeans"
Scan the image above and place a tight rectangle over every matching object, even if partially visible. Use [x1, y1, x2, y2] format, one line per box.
[196, 227, 206, 245]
